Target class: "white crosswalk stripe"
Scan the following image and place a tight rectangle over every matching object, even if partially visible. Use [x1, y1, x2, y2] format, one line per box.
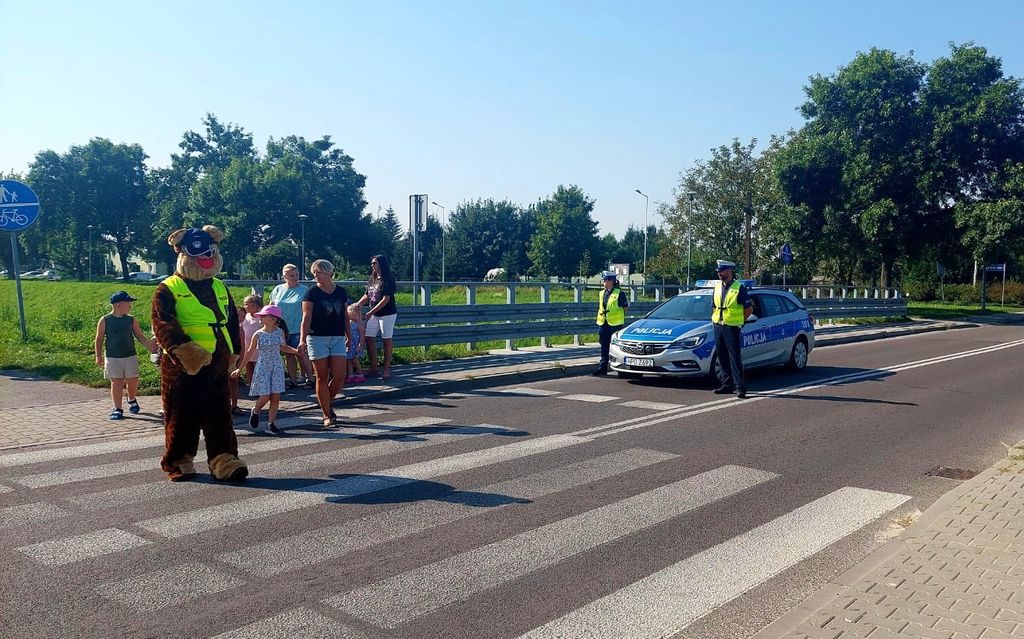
[219, 448, 677, 576]
[517, 487, 911, 639]
[324, 464, 777, 629]
[17, 528, 151, 566]
[211, 608, 367, 639]
[94, 563, 242, 612]
[0, 502, 67, 530]
[619, 400, 687, 411]
[558, 393, 619, 403]
[498, 387, 562, 396]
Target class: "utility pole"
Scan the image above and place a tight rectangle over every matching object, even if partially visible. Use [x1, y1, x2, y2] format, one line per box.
[743, 192, 752, 277]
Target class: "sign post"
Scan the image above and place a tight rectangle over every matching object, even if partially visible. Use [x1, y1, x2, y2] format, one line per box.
[983, 263, 1006, 311]
[779, 243, 793, 287]
[409, 194, 428, 304]
[1, 180, 42, 342]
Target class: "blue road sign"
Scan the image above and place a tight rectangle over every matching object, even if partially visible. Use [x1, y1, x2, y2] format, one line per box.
[986, 264, 1005, 273]
[0, 180, 41, 232]
[780, 243, 793, 265]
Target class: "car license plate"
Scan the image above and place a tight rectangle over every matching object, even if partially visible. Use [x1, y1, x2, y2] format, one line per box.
[625, 357, 654, 368]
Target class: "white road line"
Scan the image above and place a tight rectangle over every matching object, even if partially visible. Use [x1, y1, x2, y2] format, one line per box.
[137, 433, 586, 539]
[211, 608, 368, 639]
[0, 435, 165, 468]
[12, 418, 451, 489]
[219, 448, 678, 577]
[0, 502, 67, 530]
[325, 464, 777, 629]
[498, 387, 562, 396]
[619, 400, 687, 411]
[517, 486, 910, 639]
[585, 337, 1024, 439]
[559, 394, 620, 403]
[94, 563, 242, 612]
[16, 528, 151, 566]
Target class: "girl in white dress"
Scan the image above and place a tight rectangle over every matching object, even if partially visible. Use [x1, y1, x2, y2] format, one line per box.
[231, 305, 298, 436]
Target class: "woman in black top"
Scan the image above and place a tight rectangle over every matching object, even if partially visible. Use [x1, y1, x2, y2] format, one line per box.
[355, 254, 397, 379]
[299, 259, 351, 427]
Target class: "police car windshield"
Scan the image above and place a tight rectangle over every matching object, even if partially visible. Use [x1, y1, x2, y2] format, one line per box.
[647, 294, 713, 321]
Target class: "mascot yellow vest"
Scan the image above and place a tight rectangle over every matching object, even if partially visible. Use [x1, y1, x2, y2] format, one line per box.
[163, 275, 235, 354]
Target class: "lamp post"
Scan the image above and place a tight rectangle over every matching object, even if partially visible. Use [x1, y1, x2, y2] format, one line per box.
[685, 192, 695, 289]
[634, 189, 649, 285]
[297, 214, 308, 275]
[86, 224, 94, 282]
[431, 201, 446, 283]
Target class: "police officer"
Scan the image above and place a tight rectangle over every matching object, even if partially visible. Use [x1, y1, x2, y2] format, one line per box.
[593, 271, 629, 376]
[711, 260, 752, 398]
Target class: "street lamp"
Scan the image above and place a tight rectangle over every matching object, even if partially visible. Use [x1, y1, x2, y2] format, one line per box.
[297, 214, 308, 275]
[685, 192, 696, 289]
[431, 201, 446, 283]
[86, 224, 94, 282]
[634, 189, 649, 285]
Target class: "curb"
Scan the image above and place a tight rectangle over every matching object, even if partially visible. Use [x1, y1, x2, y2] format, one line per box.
[751, 445, 1023, 639]
[812, 320, 974, 347]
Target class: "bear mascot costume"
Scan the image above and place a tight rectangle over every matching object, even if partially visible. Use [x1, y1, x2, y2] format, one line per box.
[151, 225, 248, 482]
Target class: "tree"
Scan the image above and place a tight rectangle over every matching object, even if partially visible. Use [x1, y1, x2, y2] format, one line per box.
[445, 199, 530, 280]
[371, 206, 403, 264]
[527, 185, 601, 278]
[956, 163, 1024, 263]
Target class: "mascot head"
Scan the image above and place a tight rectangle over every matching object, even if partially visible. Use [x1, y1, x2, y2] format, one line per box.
[168, 225, 225, 281]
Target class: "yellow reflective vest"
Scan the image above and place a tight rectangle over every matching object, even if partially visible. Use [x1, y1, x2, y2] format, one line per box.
[712, 280, 746, 327]
[163, 275, 235, 354]
[596, 287, 626, 326]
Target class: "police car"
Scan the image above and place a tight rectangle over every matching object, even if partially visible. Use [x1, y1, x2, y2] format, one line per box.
[609, 280, 814, 379]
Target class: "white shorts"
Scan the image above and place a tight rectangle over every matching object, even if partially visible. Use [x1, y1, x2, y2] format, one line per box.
[104, 356, 140, 379]
[365, 313, 396, 339]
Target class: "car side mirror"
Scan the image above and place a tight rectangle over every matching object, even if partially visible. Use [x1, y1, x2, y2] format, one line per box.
[745, 314, 758, 324]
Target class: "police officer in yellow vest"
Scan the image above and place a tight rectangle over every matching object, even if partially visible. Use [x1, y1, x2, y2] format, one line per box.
[711, 260, 753, 398]
[594, 271, 629, 376]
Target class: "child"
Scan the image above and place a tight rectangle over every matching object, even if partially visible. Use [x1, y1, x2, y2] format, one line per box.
[94, 290, 158, 420]
[345, 304, 366, 383]
[239, 293, 263, 384]
[231, 304, 298, 436]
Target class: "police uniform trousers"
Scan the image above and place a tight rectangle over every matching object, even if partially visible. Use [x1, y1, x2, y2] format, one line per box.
[597, 322, 622, 372]
[713, 323, 745, 391]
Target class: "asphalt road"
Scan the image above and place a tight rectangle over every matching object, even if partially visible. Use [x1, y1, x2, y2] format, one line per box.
[2, 322, 1023, 639]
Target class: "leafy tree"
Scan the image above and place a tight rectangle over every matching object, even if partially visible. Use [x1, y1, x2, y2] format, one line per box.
[371, 206, 403, 264]
[527, 185, 601, 277]
[956, 163, 1024, 263]
[445, 199, 530, 280]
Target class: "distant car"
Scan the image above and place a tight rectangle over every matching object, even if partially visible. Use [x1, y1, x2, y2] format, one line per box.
[151, 274, 168, 283]
[43, 270, 61, 281]
[128, 272, 155, 281]
[19, 270, 44, 279]
[609, 281, 815, 379]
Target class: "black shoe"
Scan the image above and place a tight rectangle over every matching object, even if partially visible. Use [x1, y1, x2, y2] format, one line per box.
[713, 386, 734, 394]
[248, 410, 259, 430]
[736, 389, 747, 399]
[267, 423, 286, 436]
[591, 368, 608, 376]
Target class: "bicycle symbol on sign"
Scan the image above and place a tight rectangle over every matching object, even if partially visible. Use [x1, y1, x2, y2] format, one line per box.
[0, 208, 29, 229]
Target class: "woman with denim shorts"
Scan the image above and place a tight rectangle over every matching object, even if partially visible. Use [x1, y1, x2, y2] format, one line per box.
[299, 259, 351, 428]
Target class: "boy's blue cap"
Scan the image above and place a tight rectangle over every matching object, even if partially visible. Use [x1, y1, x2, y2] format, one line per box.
[177, 228, 215, 257]
[110, 291, 137, 304]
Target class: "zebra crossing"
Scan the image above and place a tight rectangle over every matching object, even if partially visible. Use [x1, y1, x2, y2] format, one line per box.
[0, 388, 912, 639]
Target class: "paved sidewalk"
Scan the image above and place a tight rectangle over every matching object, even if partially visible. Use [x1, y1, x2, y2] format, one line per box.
[758, 442, 1024, 639]
[0, 319, 972, 451]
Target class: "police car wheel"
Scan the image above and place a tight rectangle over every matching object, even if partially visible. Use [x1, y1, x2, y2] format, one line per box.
[709, 355, 723, 382]
[786, 338, 809, 371]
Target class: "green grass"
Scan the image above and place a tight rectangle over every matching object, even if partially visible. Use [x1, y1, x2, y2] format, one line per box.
[908, 301, 1024, 321]
[0, 280, 604, 394]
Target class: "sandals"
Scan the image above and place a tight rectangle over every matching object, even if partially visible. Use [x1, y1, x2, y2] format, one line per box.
[127, 399, 141, 414]
[109, 408, 123, 421]
[248, 410, 259, 431]
[267, 423, 286, 436]
[231, 406, 247, 416]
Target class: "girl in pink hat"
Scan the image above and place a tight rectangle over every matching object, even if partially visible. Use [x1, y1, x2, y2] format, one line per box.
[231, 304, 298, 436]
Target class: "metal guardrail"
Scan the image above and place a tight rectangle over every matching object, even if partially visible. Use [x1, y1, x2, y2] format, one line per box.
[226, 280, 905, 350]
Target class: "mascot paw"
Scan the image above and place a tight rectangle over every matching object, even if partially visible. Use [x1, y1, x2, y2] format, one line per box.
[167, 456, 197, 482]
[209, 453, 248, 482]
[175, 342, 212, 375]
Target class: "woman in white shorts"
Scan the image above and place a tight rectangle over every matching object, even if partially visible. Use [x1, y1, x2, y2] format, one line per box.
[299, 259, 351, 428]
[355, 254, 398, 379]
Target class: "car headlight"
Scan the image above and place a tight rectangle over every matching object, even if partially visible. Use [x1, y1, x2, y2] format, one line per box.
[610, 331, 622, 344]
[671, 333, 706, 349]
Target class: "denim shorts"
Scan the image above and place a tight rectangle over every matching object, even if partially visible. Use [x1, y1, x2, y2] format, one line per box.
[306, 335, 346, 360]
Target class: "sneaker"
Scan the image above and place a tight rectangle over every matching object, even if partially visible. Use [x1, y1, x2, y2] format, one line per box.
[713, 386, 735, 394]
[109, 408, 124, 420]
[267, 423, 286, 436]
[736, 389, 747, 399]
[352, 375, 366, 383]
[127, 399, 141, 414]
[248, 409, 259, 430]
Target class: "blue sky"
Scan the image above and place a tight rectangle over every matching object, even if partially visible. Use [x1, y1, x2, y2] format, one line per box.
[2, 0, 1021, 237]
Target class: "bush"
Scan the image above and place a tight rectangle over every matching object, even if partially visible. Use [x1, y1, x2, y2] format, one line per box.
[903, 281, 937, 301]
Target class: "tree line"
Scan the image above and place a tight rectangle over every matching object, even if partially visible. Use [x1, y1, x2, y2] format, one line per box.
[4, 43, 1022, 290]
